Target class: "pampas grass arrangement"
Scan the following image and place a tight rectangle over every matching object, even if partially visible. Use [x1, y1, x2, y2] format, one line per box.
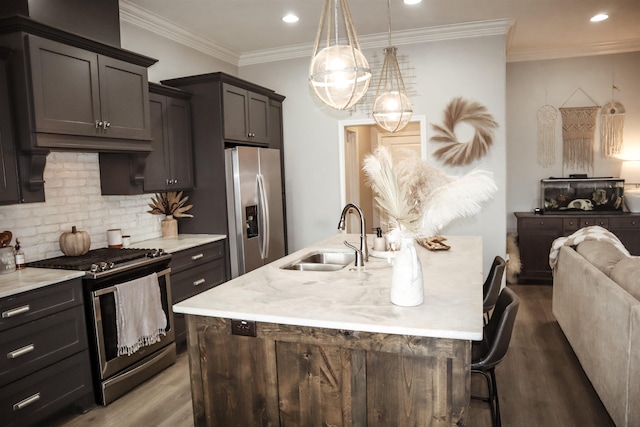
[363, 146, 497, 237]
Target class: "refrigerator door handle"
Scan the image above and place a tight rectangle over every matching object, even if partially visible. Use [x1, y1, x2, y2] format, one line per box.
[257, 173, 270, 260]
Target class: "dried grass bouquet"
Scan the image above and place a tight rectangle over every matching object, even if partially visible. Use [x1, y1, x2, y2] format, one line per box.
[363, 146, 497, 237]
[148, 191, 194, 218]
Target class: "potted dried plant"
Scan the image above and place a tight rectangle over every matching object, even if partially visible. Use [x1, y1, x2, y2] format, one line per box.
[148, 192, 193, 237]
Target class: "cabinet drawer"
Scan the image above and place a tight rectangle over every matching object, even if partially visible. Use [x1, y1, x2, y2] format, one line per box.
[0, 351, 93, 427]
[169, 241, 225, 275]
[563, 218, 580, 232]
[608, 216, 640, 229]
[0, 279, 83, 332]
[520, 217, 563, 231]
[171, 259, 226, 303]
[579, 217, 608, 228]
[0, 305, 88, 387]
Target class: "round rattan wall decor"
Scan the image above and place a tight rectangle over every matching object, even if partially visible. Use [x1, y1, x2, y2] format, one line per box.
[430, 97, 498, 166]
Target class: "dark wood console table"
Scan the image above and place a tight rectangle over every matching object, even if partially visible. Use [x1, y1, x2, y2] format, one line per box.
[514, 212, 640, 283]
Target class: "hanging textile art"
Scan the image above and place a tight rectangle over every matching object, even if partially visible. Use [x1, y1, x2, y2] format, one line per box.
[536, 105, 557, 167]
[560, 106, 599, 172]
[600, 101, 625, 157]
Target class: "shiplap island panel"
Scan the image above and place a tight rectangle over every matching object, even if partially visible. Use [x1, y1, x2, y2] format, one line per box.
[174, 234, 483, 426]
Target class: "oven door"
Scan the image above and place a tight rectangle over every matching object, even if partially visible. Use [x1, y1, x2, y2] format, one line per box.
[91, 266, 175, 380]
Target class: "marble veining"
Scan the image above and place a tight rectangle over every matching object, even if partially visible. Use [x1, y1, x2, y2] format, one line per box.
[132, 234, 226, 253]
[174, 234, 483, 341]
[0, 268, 85, 299]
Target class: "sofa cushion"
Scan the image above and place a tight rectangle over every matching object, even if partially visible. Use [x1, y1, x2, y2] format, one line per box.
[610, 257, 640, 300]
[576, 240, 626, 277]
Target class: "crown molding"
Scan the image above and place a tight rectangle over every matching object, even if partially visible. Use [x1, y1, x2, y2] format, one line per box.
[119, 0, 239, 65]
[507, 38, 640, 62]
[240, 19, 516, 66]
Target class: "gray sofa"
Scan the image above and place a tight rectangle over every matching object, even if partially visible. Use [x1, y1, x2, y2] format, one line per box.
[552, 241, 640, 427]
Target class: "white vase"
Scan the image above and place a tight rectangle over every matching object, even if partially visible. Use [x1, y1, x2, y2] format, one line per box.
[390, 237, 424, 306]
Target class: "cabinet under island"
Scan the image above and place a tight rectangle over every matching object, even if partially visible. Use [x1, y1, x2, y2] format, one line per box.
[173, 234, 483, 426]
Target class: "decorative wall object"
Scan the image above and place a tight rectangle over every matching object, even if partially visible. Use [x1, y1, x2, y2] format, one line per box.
[430, 97, 498, 166]
[536, 104, 557, 167]
[560, 106, 600, 172]
[600, 100, 625, 157]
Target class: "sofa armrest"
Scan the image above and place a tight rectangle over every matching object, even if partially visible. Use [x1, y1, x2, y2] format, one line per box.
[553, 245, 638, 427]
[628, 305, 640, 427]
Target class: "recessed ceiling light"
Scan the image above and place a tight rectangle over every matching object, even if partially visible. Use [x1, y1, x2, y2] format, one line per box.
[282, 13, 299, 23]
[404, 0, 422, 4]
[590, 13, 609, 22]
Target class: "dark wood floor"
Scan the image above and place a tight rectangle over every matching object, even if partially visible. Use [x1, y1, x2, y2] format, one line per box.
[52, 284, 614, 427]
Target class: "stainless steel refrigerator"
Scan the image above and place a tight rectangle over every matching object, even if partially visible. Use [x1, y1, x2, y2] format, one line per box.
[225, 146, 286, 278]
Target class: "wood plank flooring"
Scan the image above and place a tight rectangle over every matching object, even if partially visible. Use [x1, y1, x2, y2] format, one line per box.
[52, 284, 614, 427]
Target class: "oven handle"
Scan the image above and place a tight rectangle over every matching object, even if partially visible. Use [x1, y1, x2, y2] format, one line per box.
[93, 267, 171, 297]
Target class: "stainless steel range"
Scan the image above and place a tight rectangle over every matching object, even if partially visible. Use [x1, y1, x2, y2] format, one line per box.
[29, 247, 176, 405]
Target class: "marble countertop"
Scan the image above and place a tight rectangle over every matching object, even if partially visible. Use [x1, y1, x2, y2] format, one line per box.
[174, 234, 483, 341]
[0, 268, 85, 299]
[0, 234, 226, 299]
[132, 234, 226, 253]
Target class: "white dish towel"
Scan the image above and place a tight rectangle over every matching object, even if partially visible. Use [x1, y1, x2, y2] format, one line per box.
[114, 272, 167, 356]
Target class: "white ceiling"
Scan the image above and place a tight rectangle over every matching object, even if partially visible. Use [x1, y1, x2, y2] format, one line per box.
[121, 0, 640, 65]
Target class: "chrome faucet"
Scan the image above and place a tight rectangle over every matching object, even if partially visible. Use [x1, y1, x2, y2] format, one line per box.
[338, 203, 369, 263]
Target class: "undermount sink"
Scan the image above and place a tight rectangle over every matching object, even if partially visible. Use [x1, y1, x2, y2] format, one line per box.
[280, 250, 356, 271]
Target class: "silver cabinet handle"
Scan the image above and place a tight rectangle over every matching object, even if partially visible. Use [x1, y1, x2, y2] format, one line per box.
[2, 304, 30, 318]
[193, 278, 206, 286]
[95, 120, 103, 129]
[8, 344, 35, 359]
[191, 254, 204, 261]
[103, 121, 111, 130]
[13, 393, 40, 411]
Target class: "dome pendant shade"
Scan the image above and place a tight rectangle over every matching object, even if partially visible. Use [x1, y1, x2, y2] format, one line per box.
[308, 0, 371, 110]
[373, 47, 413, 132]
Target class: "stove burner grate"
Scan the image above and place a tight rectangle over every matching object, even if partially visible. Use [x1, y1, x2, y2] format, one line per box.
[28, 248, 158, 272]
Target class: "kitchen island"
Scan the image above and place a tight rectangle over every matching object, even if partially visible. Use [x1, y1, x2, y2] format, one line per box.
[174, 234, 483, 427]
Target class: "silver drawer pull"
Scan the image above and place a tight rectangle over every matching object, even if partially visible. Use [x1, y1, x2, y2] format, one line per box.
[8, 344, 35, 359]
[13, 393, 40, 411]
[2, 304, 30, 318]
[193, 278, 206, 286]
[191, 253, 204, 261]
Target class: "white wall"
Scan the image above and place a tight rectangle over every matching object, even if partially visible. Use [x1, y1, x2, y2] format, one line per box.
[506, 52, 640, 232]
[240, 35, 508, 273]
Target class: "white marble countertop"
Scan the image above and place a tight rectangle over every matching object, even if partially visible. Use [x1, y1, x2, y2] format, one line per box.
[0, 268, 85, 299]
[174, 234, 483, 341]
[131, 234, 226, 253]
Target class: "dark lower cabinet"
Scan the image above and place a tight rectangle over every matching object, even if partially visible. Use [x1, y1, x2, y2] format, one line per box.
[514, 212, 640, 283]
[0, 278, 94, 426]
[169, 240, 227, 349]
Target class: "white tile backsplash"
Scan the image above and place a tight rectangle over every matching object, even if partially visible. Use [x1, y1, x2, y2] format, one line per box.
[0, 152, 165, 262]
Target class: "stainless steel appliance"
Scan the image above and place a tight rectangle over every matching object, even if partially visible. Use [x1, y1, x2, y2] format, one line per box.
[226, 146, 286, 278]
[28, 248, 175, 405]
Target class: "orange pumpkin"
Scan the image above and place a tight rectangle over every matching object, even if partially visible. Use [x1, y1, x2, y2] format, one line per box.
[59, 226, 91, 256]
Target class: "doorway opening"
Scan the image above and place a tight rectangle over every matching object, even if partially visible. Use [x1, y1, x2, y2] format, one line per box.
[338, 116, 428, 233]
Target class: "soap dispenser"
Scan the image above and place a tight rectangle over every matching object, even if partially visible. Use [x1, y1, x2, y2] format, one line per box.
[373, 227, 386, 251]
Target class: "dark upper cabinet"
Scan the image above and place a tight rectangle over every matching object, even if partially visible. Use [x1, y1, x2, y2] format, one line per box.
[144, 84, 194, 192]
[28, 35, 151, 146]
[222, 83, 270, 145]
[0, 48, 19, 204]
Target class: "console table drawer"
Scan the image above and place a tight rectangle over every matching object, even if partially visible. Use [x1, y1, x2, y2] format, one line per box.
[609, 216, 640, 229]
[520, 217, 562, 230]
[579, 217, 608, 228]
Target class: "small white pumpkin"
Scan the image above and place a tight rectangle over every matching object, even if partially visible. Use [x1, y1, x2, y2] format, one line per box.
[59, 226, 91, 256]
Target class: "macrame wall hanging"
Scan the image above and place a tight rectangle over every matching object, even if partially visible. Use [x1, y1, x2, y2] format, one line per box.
[600, 85, 625, 157]
[559, 88, 600, 173]
[430, 97, 498, 166]
[536, 104, 557, 167]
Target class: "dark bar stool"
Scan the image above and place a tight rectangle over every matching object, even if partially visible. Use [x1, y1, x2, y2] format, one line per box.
[483, 256, 506, 323]
[472, 286, 519, 427]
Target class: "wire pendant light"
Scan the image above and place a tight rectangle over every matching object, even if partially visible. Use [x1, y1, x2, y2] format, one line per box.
[372, 0, 413, 132]
[309, 0, 371, 110]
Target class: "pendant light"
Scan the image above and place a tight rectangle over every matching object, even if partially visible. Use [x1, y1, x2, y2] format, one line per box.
[309, 0, 371, 110]
[372, 0, 413, 132]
